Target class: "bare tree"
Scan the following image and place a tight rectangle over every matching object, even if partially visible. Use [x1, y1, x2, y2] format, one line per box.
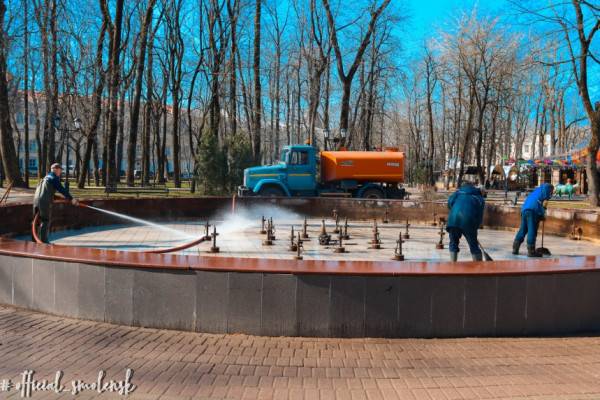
[100, 0, 125, 189]
[0, 0, 25, 187]
[321, 0, 391, 148]
[252, 0, 262, 162]
[126, 0, 157, 186]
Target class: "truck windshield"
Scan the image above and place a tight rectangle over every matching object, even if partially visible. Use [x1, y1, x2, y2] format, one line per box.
[279, 149, 289, 164]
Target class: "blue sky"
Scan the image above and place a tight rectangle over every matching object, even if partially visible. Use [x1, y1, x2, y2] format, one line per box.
[403, 0, 508, 54]
[402, 0, 598, 99]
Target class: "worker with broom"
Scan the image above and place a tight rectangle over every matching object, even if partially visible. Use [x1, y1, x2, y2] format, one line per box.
[33, 163, 79, 243]
[512, 183, 554, 257]
[446, 181, 486, 262]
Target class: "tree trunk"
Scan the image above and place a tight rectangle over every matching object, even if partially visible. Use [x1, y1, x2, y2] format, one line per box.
[126, 0, 156, 186]
[252, 0, 262, 163]
[77, 21, 106, 189]
[23, 0, 29, 187]
[587, 113, 600, 206]
[142, 27, 156, 187]
[457, 84, 476, 186]
[0, 0, 25, 187]
[227, 0, 238, 139]
[102, 0, 124, 189]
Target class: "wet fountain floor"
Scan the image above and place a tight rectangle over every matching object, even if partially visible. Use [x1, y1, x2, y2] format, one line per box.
[40, 218, 600, 262]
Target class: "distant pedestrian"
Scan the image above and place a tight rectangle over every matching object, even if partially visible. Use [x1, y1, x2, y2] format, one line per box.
[33, 163, 79, 243]
[446, 182, 485, 262]
[512, 183, 554, 257]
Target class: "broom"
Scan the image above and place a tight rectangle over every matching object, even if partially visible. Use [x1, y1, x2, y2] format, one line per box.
[536, 218, 551, 256]
[477, 240, 493, 261]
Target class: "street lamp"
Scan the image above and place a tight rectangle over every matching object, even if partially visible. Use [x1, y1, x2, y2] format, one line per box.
[324, 128, 348, 151]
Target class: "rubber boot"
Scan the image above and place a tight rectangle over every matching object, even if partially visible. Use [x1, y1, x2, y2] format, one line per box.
[472, 253, 483, 262]
[512, 240, 521, 255]
[450, 252, 458, 262]
[527, 245, 542, 258]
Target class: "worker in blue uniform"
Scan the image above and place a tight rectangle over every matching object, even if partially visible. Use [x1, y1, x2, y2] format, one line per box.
[512, 183, 554, 257]
[33, 163, 79, 243]
[446, 182, 486, 262]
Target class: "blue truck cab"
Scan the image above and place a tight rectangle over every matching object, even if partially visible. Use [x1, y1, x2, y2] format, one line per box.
[239, 145, 318, 197]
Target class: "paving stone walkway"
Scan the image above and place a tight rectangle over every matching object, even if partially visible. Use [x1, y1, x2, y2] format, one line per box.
[1, 306, 600, 399]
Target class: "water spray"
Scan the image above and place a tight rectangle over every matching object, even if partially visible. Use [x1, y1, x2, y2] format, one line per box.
[82, 203, 194, 240]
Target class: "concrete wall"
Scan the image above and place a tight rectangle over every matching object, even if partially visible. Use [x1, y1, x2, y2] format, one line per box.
[2, 254, 600, 338]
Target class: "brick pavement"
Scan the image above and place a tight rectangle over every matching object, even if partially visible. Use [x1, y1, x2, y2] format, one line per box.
[1, 305, 600, 400]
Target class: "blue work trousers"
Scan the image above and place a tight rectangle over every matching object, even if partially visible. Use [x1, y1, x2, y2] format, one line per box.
[514, 209, 541, 246]
[448, 227, 481, 256]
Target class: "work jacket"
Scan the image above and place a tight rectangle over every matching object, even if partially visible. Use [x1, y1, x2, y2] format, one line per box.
[446, 184, 485, 235]
[33, 172, 72, 214]
[522, 183, 553, 217]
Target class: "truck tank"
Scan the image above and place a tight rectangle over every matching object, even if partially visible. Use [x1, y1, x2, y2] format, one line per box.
[320, 151, 405, 184]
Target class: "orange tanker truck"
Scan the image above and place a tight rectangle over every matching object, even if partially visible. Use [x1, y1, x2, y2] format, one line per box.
[238, 144, 408, 199]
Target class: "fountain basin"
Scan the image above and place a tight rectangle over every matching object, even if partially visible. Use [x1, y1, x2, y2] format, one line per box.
[0, 197, 599, 338]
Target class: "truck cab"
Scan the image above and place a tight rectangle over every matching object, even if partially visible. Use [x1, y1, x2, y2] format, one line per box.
[239, 145, 318, 197]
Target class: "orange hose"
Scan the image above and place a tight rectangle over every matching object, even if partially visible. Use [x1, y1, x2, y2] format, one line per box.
[32, 212, 43, 244]
[142, 235, 209, 254]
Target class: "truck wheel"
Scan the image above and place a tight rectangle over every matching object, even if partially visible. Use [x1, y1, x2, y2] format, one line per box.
[258, 186, 285, 197]
[361, 188, 384, 199]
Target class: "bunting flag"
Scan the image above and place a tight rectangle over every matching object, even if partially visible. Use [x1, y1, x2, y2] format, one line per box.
[507, 148, 600, 169]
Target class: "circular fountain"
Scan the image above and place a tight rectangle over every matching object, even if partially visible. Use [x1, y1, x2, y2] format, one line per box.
[1, 196, 599, 338]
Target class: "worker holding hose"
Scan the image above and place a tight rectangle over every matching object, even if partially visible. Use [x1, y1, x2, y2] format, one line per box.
[33, 163, 79, 243]
[512, 183, 554, 257]
[446, 181, 486, 262]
